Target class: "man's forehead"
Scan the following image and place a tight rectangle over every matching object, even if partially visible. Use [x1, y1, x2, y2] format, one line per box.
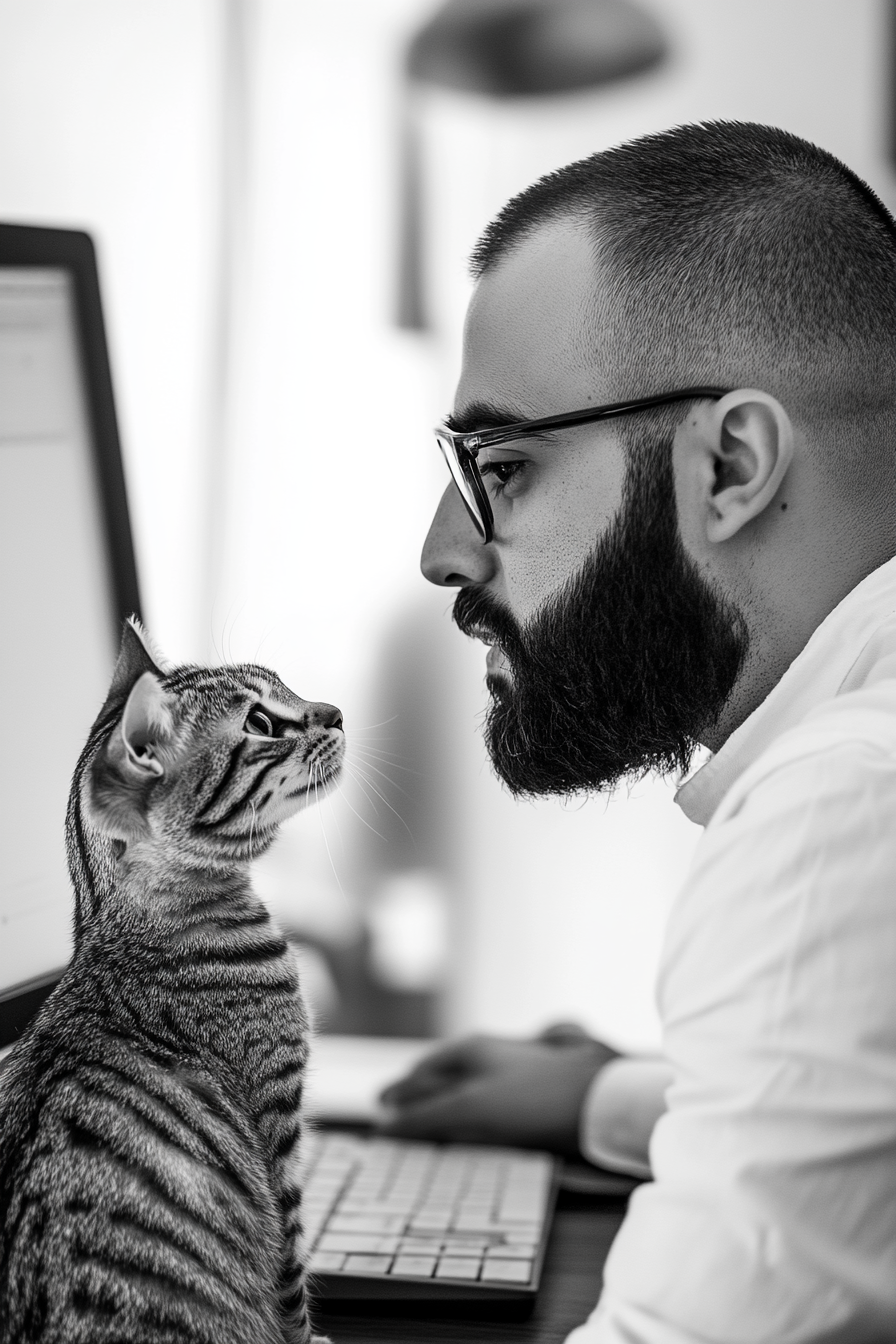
[455, 218, 610, 423]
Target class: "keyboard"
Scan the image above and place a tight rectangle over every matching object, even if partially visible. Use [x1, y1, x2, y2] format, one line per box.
[301, 1130, 559, 1304]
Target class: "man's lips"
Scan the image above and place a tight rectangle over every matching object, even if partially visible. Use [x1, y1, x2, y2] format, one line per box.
[458, 619, 513, 680]
[486, 644, 512, 680]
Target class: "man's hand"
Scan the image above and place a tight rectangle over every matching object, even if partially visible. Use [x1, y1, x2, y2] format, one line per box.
[377, 1027, 618, 1158]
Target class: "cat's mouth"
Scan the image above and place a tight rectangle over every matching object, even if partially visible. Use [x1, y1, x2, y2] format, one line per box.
[288, 743, 344, 799]
[286, 762, 341, 801]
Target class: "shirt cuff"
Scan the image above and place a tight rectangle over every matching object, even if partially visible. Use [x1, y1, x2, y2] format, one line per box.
[579, 1056, 673, 1179]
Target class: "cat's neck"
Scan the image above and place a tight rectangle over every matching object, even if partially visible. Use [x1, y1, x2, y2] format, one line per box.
[105, 840, 260, 931]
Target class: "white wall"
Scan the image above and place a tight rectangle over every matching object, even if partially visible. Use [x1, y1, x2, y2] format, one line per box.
[0, 0, 222, 659]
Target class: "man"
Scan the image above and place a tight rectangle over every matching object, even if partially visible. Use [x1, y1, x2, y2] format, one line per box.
[381, 122, 896, 1340]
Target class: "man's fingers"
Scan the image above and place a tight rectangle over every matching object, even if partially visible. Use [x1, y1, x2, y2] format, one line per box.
[378, 1078, 495, 1144]
[378, 1038, 483, 1107]
[379, 1066, 452, 1108]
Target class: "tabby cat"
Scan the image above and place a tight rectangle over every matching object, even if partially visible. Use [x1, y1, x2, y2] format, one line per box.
[0, 619, 343, 1344]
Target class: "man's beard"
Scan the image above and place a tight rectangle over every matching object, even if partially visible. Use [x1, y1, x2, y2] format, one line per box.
[452, 437, 749, 798]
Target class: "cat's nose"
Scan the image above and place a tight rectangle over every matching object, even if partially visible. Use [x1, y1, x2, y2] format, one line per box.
[309, 702, 344, 731]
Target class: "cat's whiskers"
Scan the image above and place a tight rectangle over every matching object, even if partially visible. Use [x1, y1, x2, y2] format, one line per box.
[313, 760, 350, 855]
[348, 743, 418, 776]
[309, 761, 354, 901]
[340, 759, 413, 843]
[345, 754, 409, 820]
[325, 764, 389, 842]
[346, 715, 399, 735]
[345, 749, 413, 797]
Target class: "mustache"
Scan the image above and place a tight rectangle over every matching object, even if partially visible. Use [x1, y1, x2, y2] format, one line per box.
[452, 586, 522, 654]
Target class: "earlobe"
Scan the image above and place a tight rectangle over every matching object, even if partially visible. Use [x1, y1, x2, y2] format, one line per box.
[120, 672, 173, 779]
[705, 391, 794, 544]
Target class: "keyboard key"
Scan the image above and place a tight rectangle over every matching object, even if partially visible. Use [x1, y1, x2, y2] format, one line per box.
[309, 1251, 346, 1272]
[343, 1254, 394, 1276]
[499, 1166, 550, 1220]
[391, 1254, 437, 1278]
[318, 1233, 400, 1255]
[435, 1257, 482, 1280]
[500, 1201, 546, 1221]
[399, 1236, 443, 1252]
[328, 1213, 406, 1234]
[485, 1243, 535, 1259]
[481, 1259, 532, 1283]
[410, 1214, 452, 1231]
[452, 1214, 496, 1232]
[441, 1237, 487, 1253]
[337, 1199, 414, 1215]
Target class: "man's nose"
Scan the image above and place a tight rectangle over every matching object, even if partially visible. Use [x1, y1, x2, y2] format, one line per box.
[421, 484, 498, 587]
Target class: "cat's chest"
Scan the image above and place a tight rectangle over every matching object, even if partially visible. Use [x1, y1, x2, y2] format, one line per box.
[164, 939, 306, 1052]
[135, 940, 309, 1134]
[104, 918, 309, 1070]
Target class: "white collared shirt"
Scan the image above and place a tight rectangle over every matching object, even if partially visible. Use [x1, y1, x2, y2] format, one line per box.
[569, 556, 896, 1344]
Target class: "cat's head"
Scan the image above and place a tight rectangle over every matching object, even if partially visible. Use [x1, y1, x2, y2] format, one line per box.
[82, 619, 344, 869]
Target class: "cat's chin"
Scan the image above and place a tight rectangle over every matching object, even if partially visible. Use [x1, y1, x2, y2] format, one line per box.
[282, 768, 342, 816]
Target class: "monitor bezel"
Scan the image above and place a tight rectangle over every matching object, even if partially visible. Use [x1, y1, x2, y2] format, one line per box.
[0, 222, 142, 1050]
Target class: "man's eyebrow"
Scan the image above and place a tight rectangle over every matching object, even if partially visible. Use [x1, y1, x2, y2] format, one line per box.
[443, 400, 529, 435]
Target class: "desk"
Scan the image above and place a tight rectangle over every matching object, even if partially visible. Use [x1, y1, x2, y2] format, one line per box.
[316, 1189, 627, 1343]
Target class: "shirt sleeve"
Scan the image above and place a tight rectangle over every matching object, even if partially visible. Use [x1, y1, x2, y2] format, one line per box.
[580, 1057, 672, 1179]
[566, 735, 896, 1344]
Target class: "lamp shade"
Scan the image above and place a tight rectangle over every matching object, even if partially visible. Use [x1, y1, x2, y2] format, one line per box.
[406, 0, 667, 98]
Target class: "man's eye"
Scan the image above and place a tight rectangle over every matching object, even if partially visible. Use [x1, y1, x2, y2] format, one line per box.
[245, 708, 274, 736]
[479, 459, 526, 493]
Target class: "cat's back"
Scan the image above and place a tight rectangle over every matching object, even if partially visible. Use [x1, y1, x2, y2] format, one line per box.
[0, 983, 287, 1344]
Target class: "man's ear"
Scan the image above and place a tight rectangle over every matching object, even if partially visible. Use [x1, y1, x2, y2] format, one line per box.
[119, 672, 174, 779]
[701, 390, 794, 544]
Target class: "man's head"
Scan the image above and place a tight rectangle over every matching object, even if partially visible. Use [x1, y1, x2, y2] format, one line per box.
[422, 122, 896, 797]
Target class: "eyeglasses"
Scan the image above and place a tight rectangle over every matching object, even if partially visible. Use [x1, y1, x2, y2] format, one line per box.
[434, 386, 730, 543]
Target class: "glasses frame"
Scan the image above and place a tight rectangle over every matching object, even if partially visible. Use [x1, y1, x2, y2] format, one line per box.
[435, 385, 730, 543]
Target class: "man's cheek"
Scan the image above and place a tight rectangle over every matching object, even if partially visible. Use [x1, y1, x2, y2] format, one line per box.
[504, 560, 568, 625]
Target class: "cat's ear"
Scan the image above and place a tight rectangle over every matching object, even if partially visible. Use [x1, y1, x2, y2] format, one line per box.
[100, 618, 170, 719]
[119, 672, 174, 779]
[85, 668, 176, 838]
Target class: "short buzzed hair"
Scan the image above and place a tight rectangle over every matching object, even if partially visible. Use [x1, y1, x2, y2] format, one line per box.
[471, 123, 896, 436]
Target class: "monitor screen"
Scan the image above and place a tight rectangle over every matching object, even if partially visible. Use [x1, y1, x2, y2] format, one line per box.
[0, 230, 139, 1040]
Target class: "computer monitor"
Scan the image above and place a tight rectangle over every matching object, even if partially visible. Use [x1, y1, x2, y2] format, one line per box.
[0, 223, 140, 1049]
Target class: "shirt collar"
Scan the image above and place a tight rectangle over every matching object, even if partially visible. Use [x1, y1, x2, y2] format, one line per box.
[675, 555, 896, 826]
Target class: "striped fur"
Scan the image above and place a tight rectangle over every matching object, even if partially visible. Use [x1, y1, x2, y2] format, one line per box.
[0, 620, 343, 1343]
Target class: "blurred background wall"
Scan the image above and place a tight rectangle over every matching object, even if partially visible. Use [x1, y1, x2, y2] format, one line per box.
[0, 0, 893, 1050]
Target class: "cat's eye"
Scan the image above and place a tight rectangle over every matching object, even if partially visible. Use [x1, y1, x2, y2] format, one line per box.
[245, 708, 274, 737]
